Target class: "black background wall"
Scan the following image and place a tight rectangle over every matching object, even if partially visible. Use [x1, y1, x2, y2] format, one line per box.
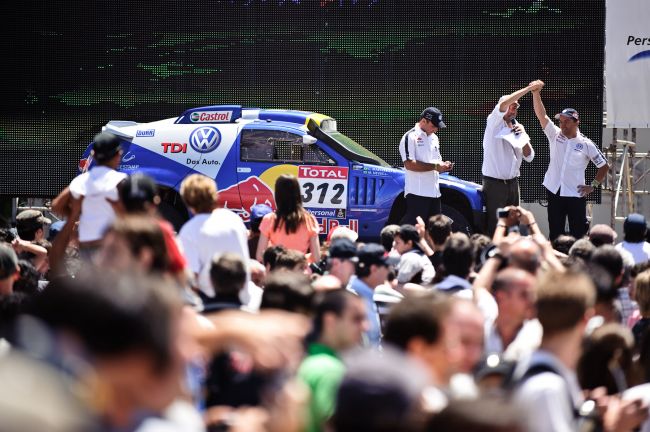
[1, 0, 605, 201]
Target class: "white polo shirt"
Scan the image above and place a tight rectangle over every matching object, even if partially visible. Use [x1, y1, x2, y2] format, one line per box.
[69, 166, 127, 242]
[399, 124, 441, 198]
[482, 97, 534, 180]
[542, 122, 607, 197]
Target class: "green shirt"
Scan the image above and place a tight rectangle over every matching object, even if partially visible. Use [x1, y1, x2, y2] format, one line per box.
[297, 343, 345, 432]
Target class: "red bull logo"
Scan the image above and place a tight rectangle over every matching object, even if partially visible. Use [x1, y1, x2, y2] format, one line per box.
[217, 176, 276, 222]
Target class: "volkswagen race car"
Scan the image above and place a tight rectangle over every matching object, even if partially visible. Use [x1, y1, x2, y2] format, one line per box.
[79, 105, 486, 240]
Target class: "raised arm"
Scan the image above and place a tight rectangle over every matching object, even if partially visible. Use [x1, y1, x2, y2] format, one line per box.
[530, 80, 550, 129]
[498, 83, 538, 112]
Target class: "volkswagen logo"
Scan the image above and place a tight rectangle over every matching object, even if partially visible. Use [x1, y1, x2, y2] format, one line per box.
[189, 127, 221, 153]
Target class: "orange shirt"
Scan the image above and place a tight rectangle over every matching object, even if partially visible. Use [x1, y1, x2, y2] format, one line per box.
[259, 212, 319, 253]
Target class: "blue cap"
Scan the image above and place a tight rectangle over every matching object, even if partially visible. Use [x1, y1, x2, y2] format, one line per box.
[624, 213, 647, 233]
[251, 204, 273, 221]
[554, 108, 580, 121]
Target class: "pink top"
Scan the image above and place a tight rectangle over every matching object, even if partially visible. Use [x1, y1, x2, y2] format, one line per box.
[259, 211, 319, 253]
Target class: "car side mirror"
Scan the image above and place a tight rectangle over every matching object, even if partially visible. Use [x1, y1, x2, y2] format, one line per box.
[302, 135, 317, 146]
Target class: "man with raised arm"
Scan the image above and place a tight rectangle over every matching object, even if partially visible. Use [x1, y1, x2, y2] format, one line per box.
[530, 80, 609, 241]
[482, 84, 536, 236]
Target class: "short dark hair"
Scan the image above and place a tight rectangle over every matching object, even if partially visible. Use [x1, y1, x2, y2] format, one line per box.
[384, 292, 450, 350]
[552, 235, 576, 255]
[380, 224, 400, 252]
[427, 215, 452, 246]
[274, 249, 307, 272]
[16, 225, 41, 242]
[307, 289, 354, 343]
[27, 270, 182, 373]
[263, 245, 287, 270]
[260, 271, 314, 315]
[209, 253, 247, 298]
[442, 234, 474, 278]
[106, 216, 169, 272]
[590, 245, 624, 287]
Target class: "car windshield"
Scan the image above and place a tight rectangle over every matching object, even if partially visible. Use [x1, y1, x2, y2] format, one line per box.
[323, 131, 390, 167]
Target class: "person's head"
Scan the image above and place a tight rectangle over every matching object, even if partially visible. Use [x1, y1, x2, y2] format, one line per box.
[119, 173, 160, 214]
[209, 253, 247, 300]
[308, 289, 367, 351]
[96, 216, 168, 273]
[273, 174, 305, 234]
[328, 238, 358, 286]
[380, 224, 400, 253]
[492, 268, 537, 324]
[26, 270, 184, 418]
[333, 348, 428, 432]
[552, 235, 576, 255]
[427, 215, 452, 247]
[508, 237, 542, 274]
[449, 299, 485, 374]
[569, 238, 596, 261]
[274, 249, 308, 274]
[623, 213, 648, 243]
[394, 224, 420, 255]
[536, 270, 595, 340]
[92, 131, 123, 168]
[419, 107, 446, 134]
[470, 234, 492, 270]
[0, 244, 19, 295]
[554, 108, 580, 137]
[356, 243, 391, 287]
[504, 100, 521, 123]
[590, 245, 624, 288]
[589, 224, 617, 247]
[442, 233, 474, 279]
[384, 292, 458, 384]
[260, 271, 314, 316]
[13, 259, 40, 297]
[328, 226, 359, 243]
[179, 174, 218, 214]
[311, 274, 343, 292]
[262, 245, 286, 272]
[15, 209, 51, 242]
[634, 270, 650, 317]
[577, 323, 635, 395]
[250, 203, 273, 234]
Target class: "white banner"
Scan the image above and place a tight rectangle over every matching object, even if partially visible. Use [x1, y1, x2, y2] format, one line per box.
[606, 0, 650, 128]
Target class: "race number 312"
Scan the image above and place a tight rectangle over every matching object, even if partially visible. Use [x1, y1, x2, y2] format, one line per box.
[298, 166, 348, 210]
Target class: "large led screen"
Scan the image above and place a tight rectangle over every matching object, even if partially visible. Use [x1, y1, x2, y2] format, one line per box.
[1, 0, 605, 201]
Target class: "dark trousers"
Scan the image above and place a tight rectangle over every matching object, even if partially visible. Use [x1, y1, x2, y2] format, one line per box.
[401, 194, 441, 226]
[546, 187, 588, 241]
[483, 176, 520, 237]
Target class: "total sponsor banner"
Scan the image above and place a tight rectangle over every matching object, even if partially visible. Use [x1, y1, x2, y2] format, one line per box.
[298, 165, 348, 210]
[606, 0, 650, 128]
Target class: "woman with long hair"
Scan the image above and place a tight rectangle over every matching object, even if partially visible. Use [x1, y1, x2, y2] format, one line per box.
[255, 174, 321, 263]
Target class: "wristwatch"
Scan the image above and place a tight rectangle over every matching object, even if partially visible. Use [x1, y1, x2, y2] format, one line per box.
[590, 179, 601, 188]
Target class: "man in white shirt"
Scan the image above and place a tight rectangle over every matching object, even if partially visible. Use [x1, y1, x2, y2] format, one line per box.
[58, 132, 127, 260]
[530, 80, 609, 241]
[399, 107, 454, 225]
[178, 174, 249, 298]
[482, 84, 536, 235]
[484, 268, 541, 361]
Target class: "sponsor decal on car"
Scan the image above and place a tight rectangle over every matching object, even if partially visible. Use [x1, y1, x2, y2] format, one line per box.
[298, 165, 348, 210]
[161, 143, 187, 153]
[136, 129, 155, 137]
[190, 111, 233, 123]
[189, 126, 221, 153]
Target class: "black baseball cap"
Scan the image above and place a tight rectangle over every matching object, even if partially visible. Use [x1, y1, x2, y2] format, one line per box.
[92, 132, 122, 163]
[119, 173, 158, 212]
[357, 243, 393, 269]
[421, 107, 446, 128]
[329, 238, 358, 261]
[554, 108, 580, 121]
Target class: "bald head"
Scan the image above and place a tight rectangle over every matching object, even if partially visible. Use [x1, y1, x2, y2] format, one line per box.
[312, 274, 344, 292]
[492, 267, 537, 322]
[509, 238, 542, 274]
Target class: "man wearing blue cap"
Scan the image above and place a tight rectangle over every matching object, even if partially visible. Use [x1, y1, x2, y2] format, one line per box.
[399, 107, 454, 225]
[531, 80, 609, 240]
[617, 213, 650, 264]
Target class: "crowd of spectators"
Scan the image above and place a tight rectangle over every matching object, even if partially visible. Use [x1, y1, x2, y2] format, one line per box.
[2, 133, 650, 431]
